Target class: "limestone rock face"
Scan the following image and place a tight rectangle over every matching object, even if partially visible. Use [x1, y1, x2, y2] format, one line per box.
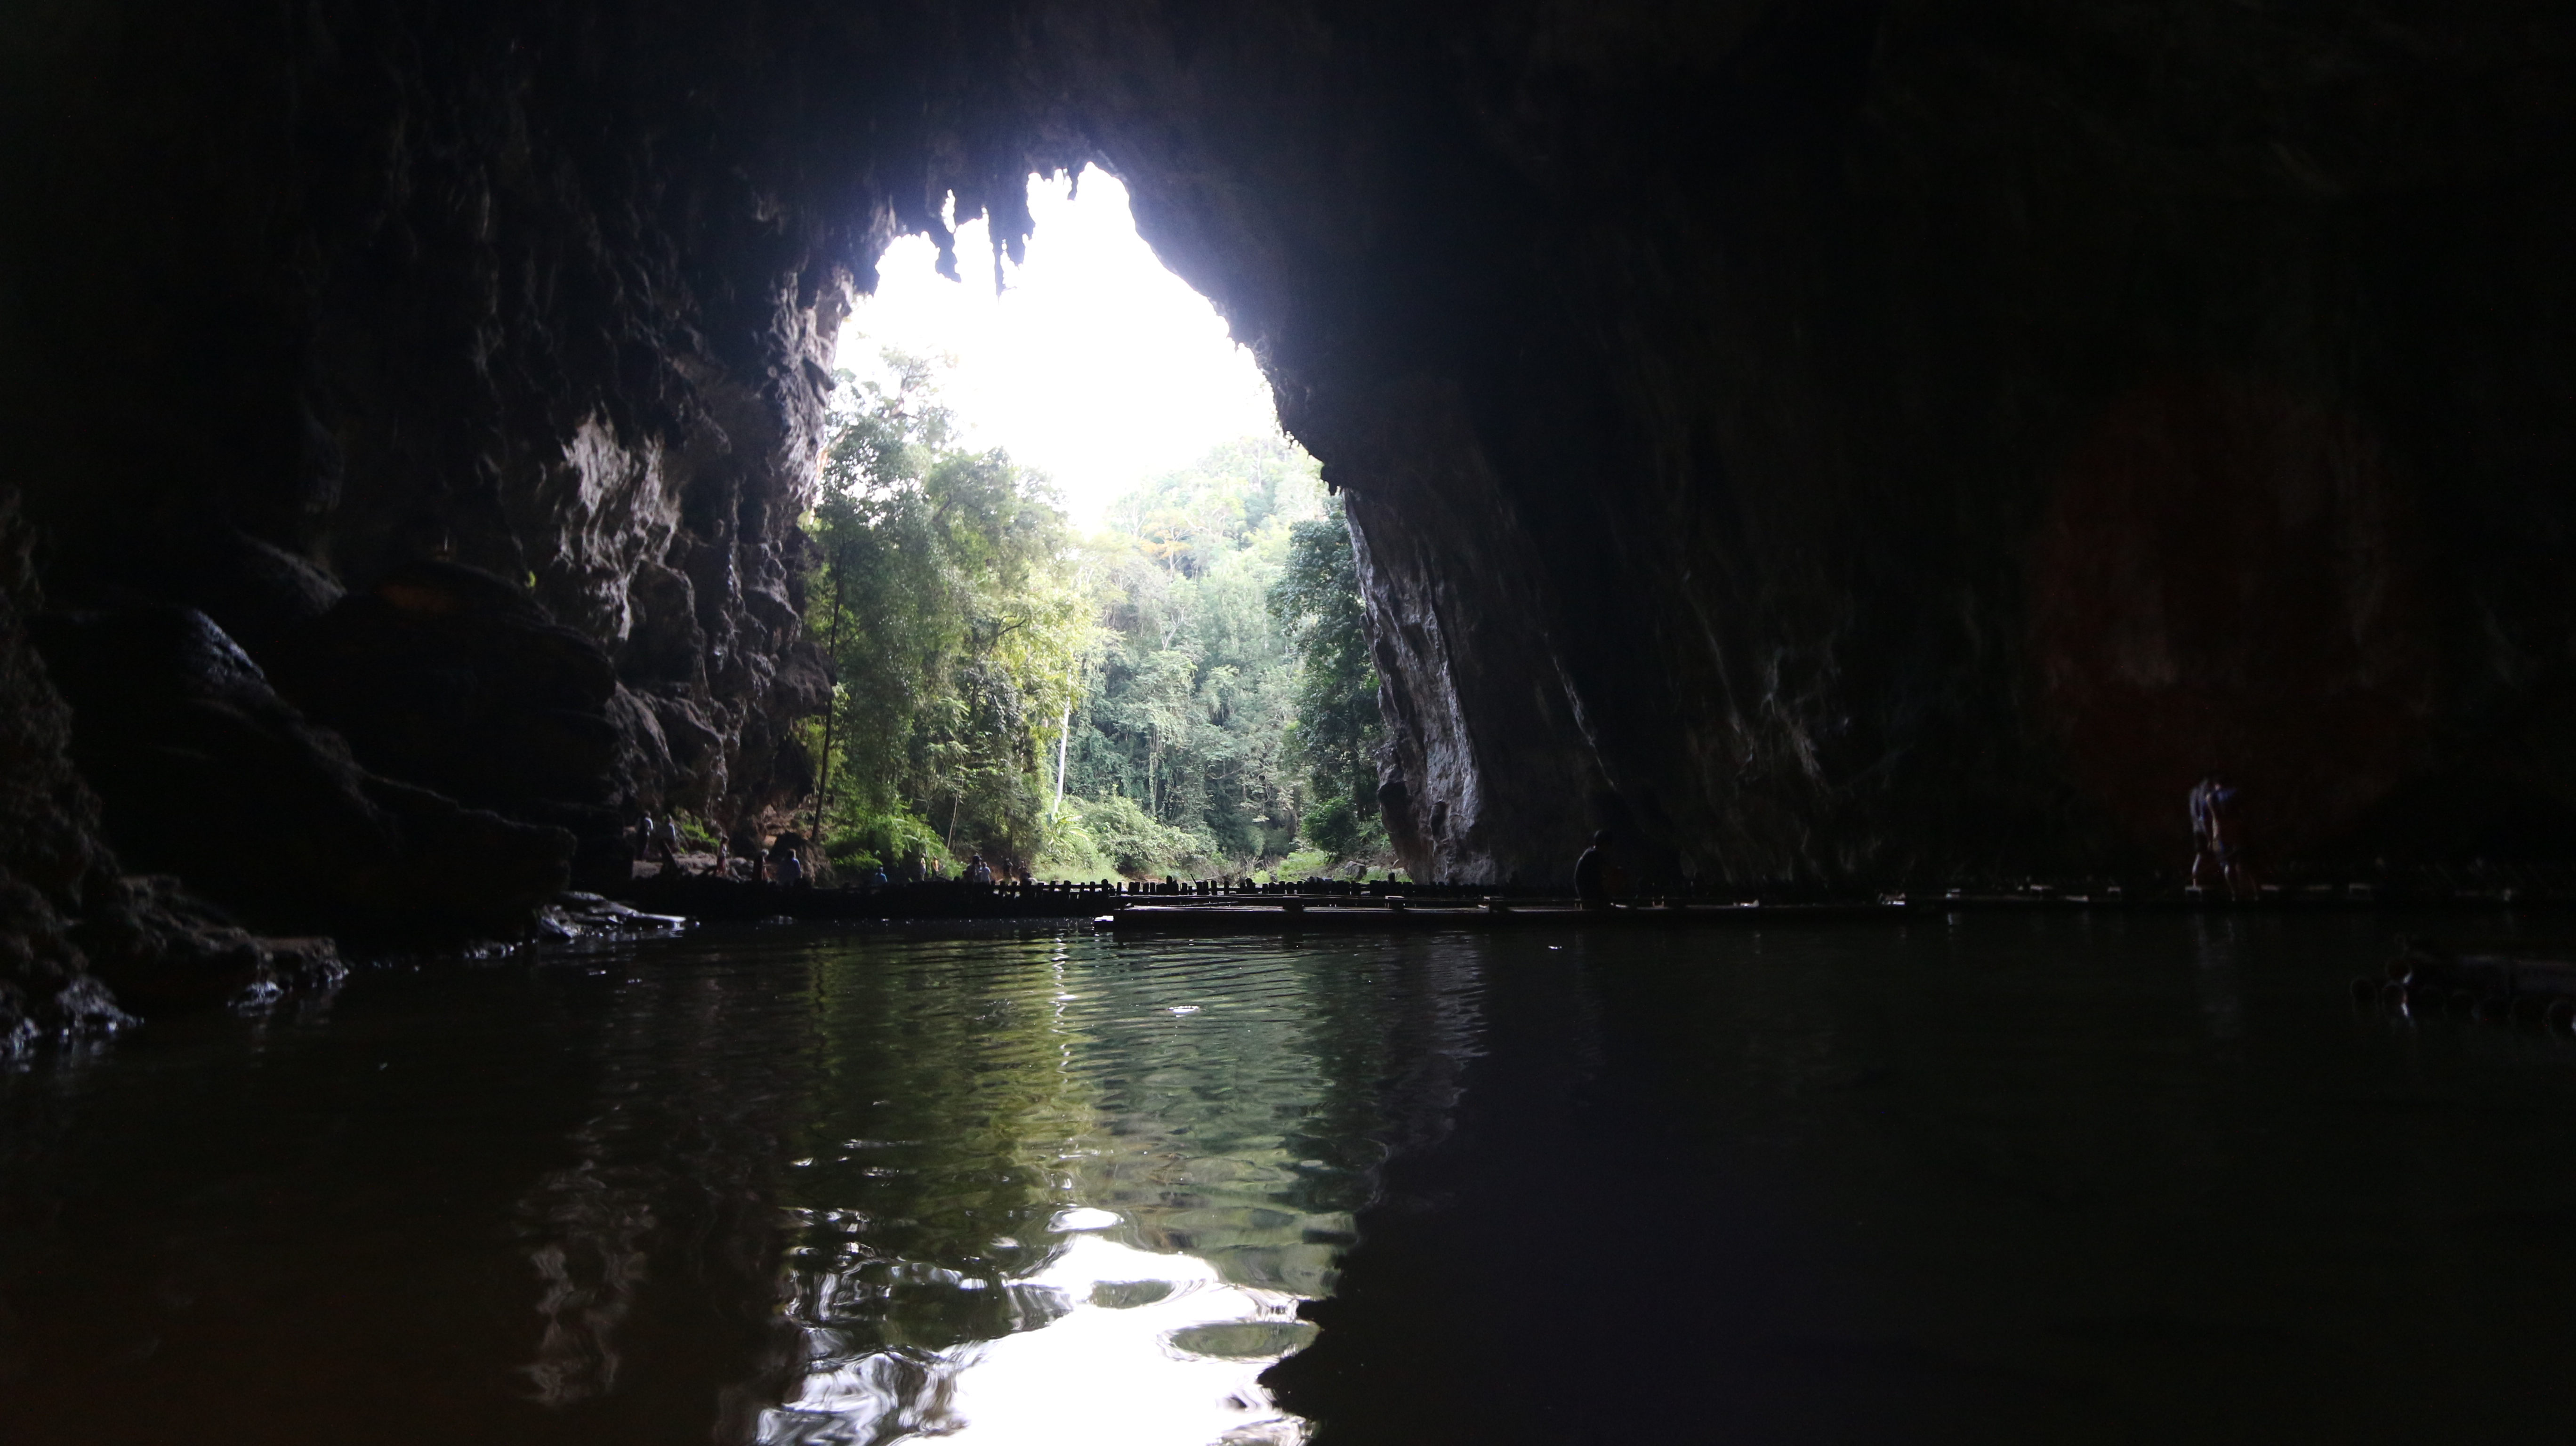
[0, 497, 351, 1031]
[3, 0, 863, 973]
[4, 0, 2574, 957]
[274, 561, 633, 888]
[1044, 0, 2576, 885]
[0, 493, 116, 1043]
[30, 606, 575, 940]
[1331, 383, 1604, 886]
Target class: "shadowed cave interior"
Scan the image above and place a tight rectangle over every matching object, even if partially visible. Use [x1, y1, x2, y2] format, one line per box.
[4, 0, 2574, 1022]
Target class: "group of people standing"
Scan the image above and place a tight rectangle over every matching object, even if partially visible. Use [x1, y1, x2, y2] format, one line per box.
[630, 814, 805, 885]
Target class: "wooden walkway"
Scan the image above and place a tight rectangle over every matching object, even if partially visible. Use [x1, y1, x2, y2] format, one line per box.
[1100, 889, 2524, 933]
[614, 871, 2559, 932]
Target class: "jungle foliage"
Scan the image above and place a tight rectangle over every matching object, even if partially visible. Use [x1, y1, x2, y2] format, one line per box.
[803, 350, 1384, 879]
[1268, 501, 1388, 861]
[803, 352, 1087, 875]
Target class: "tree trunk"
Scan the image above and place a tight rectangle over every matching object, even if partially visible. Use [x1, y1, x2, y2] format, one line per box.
[1052, 705, 1071, 818]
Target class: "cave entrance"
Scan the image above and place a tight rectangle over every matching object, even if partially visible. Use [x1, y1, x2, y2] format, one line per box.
[836, 166, 1277, 526]
[805, 166, 1383, 892]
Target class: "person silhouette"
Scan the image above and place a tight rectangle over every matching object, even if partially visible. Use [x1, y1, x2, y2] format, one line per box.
[2189, 774, 2250, 898]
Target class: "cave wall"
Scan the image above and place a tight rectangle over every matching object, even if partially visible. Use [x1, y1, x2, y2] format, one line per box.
[6, 0, 2575, 985]
[1, 0, 1061, 967]
[3, 0, 871, 834]
[1051, 0, 2576, 885]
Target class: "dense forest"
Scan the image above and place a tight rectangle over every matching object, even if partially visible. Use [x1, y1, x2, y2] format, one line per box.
[798, 350, 1388, 881]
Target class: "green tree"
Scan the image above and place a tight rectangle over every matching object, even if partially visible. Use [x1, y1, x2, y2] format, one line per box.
[1060, 436, 1326, 875]
[1267, 497, 1387, 860]
[799, 368, 1382, 882]
[805, 349, 1090, 875]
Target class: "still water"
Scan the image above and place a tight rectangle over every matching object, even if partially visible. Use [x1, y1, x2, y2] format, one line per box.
[6, 913, 2576, 1443]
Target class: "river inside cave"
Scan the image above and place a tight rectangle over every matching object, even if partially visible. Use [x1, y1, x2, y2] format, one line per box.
[8, 914, 2576, 1444]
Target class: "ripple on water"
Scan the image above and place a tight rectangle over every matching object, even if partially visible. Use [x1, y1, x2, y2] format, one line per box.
[755, 930, 1487, 1446]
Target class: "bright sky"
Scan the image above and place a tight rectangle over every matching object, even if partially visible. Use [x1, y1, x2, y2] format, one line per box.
[836, 168, 1282, 525]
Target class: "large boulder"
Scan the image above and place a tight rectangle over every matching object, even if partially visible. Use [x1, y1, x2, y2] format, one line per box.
[30, 605, 573, 940]
[0, 491, 354, 1028]
[268, 560, 639, 890]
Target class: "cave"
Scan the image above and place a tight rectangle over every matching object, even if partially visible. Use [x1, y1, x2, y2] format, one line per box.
[3, 1, 2573, 994]
[8, 2, 2576, 1436]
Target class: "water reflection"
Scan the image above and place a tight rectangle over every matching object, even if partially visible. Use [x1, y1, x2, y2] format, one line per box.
[756, 937, 1484, 1445]
[2190, 912, 2246, 1043]
[0, 928, 1489, 1445]
[511, 960, 820, 1415]
[0, 939, 823, 1445]
[24, 915, 2567, 1443]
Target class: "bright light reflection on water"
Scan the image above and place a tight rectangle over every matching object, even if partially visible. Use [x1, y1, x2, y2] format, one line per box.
[773, 1233, 1311, 1445]
[750, 934, 1480, 1445]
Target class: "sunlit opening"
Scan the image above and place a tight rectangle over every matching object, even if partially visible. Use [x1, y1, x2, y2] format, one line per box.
[798, 167, 1396, 898]
[837, 169, 1280, 527]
